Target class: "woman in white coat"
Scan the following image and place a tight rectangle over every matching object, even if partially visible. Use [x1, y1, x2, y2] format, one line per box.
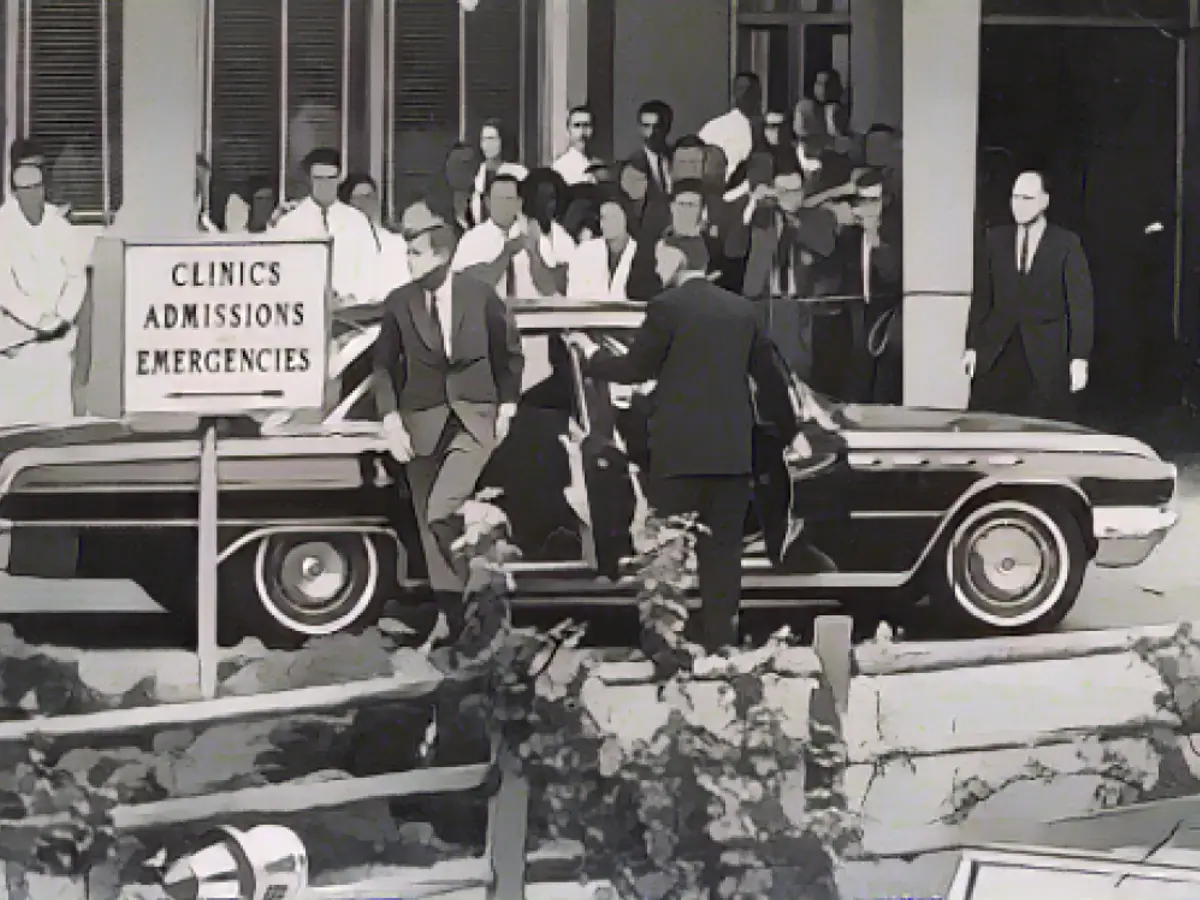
[566, 196, 638, 301]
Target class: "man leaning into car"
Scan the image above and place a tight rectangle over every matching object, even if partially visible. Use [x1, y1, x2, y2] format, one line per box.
[372, 206, 525, 668]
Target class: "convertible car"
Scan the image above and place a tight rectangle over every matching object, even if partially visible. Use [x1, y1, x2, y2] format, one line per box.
[0, 301, 1178, 646]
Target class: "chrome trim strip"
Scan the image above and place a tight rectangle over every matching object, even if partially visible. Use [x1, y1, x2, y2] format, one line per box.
[217, 523, 402, 567]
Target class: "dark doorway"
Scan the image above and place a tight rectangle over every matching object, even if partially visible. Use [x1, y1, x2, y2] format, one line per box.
[977, 25, 1180, 422]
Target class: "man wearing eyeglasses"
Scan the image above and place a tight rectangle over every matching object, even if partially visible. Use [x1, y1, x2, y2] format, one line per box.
[0, 162, 86, 426]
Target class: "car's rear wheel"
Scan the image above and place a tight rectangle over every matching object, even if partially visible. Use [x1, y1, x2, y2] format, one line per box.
[220, 531, 395, 649]
[927, 498, 1086, 636]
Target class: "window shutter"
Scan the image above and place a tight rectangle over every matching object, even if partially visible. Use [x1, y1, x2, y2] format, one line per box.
[106, 0, 123, 214]
[463, 0, 522, 159]
[210, 0, 282, 201]
[284, 0, 345, 200]
[389, 0, 460, 209]
[27, 0, 118, 218]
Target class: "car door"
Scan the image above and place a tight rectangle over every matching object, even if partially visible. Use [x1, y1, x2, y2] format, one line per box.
[752, 347, 849, 572]
[563, 337, 639, 578]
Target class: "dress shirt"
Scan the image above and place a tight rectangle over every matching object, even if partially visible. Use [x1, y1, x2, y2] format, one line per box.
[271, 197, 380, 304]
[698, 108, 754, 200]
[645, 148, 671, 193]
[552, 147, 595, 186]
[429, 277, 453, 358]
[452, 219, 576, 299]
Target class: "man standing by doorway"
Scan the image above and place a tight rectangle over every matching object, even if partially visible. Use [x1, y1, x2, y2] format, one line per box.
[963, 170, 1095, 420]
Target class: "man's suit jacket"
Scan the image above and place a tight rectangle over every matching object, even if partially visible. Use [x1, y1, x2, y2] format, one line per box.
[969, 223, 1095, 389]
[743, 204, 839, 300]
[373, 274, 524, 457]
[583, 278, 796, 479]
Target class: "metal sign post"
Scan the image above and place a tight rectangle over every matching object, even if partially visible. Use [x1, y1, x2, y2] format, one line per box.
[197, 421, 220, 699]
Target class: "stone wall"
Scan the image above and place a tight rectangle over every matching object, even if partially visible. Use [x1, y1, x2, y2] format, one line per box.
[523, 622, 1200, 900]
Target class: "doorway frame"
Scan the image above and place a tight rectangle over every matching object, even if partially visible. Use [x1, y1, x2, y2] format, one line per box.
[981, 9, 1193, 342]
[734, 6, 852, 113]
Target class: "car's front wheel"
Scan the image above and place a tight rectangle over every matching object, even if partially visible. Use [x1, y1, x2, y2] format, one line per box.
[927, 498, 1087, 636]
[221, 531, 396, 648]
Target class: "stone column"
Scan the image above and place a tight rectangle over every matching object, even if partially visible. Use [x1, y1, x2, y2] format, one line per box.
[542, 0, 589, 164]
[111, 0, 203, 237]
[901, 0, 981, 408]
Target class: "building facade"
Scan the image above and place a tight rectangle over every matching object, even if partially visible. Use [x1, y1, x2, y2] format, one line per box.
[1, 0, 1194, 412]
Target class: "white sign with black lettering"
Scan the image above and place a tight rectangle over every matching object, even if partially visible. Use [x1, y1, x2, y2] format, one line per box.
[121, 240, 330, 415]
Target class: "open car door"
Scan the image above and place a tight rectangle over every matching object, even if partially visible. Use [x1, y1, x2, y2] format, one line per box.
[563, 338, 642, 578]
[752, 345, 846, 570]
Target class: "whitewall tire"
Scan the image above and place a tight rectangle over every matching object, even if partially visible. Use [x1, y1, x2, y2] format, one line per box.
[928, 499, 1087, 636]
[222, 531, 392, 648]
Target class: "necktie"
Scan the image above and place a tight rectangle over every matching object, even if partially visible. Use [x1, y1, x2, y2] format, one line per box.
[505, 255, 518, 298]
[1019, 225, 1030, 274]
[656, 154, 668, 190]
[321, 208, 331, 234]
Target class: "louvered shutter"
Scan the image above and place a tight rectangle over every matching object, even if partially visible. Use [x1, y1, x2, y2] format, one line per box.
[389, 0, 460, 212]
[284, 0, 345, 200]
[105, 0, 122, 214]
[463, 0, 522, 159]
[27, 0, 121, 219]
[210, 0, 282, 202]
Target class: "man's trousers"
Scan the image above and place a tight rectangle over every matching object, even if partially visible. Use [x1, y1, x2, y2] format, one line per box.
[649, 474, 752, 653]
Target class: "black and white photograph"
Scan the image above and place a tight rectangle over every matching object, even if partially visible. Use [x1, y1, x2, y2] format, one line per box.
[0, 0, 1199, 898]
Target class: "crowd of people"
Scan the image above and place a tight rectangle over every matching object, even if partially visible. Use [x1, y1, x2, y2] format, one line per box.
[196, 69, 906, 406]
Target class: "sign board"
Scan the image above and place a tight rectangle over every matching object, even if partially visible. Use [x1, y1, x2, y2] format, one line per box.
[88, 236, 331, 417]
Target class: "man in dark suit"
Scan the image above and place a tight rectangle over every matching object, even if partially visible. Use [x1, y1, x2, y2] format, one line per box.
[964, 170, 1095, 420]
[813, 169, 902, 403]
[564, 244, 796, 655]
[373, 217, 524, 652]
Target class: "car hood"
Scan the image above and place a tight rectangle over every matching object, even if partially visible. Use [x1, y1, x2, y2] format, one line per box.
[839, 404, 1161, 459]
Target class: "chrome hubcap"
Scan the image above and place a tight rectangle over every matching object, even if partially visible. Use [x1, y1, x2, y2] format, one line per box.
[278, 541, 350, 614]
[964, 519, 1053, 609]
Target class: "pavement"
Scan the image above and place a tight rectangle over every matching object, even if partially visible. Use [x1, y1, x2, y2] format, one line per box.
[1064, 455, 1200, 632]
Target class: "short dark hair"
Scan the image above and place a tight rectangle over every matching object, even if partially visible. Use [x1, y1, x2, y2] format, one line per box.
[637, 99, 674, 133]
[867, 123, 898, 137]
[671, 178, 705, 201]
[338, 172, 378, 203]
[567, 104, 593, 125]
[196, 153, 211, 170]
[302, 147, 341, 175]
[243, 175, 275, 198]
[10, 138, 47, 167]
[734, 71, 761, 87]
[490, 172, 523, 193]
[672, 135, 707, 156]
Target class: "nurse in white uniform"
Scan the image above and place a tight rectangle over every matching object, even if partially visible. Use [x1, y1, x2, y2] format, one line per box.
[0, 163, 87, 426]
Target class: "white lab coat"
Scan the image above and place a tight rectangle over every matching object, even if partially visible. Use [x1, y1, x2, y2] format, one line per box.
[452, 218, 576, 300]
[566, 237, 638, 301]
[552, 147, 595, 186]
[0, 200, 88, 426]
[371, 224, 412, 299]
[271, 198, 380, 304]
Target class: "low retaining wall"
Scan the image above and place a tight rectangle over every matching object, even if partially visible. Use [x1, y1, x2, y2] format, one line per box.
[521, 621, 1200, 900]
